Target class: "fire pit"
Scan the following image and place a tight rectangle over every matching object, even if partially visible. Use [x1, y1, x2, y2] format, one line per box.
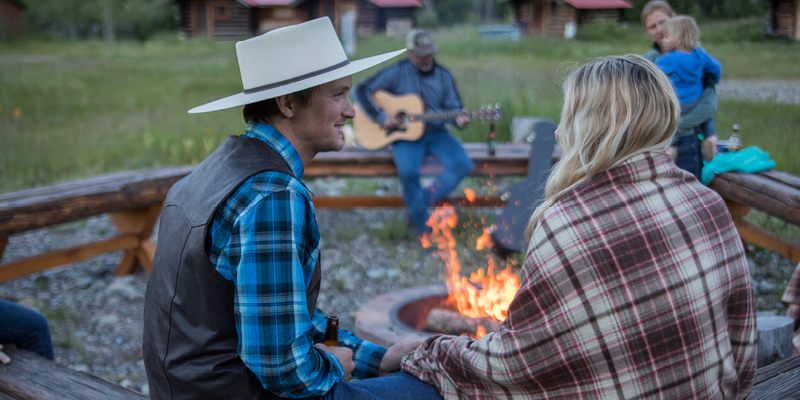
[355, 284, 499, 348]
[354, 285, 448, 348]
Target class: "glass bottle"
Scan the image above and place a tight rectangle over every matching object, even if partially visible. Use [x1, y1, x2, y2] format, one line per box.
[487, 123, 497, 156]
[728, 124, 741, 152]
[323, 316, 339, 347]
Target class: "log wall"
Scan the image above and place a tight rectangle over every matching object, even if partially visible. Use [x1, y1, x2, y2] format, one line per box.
[0, 0, 25, 38]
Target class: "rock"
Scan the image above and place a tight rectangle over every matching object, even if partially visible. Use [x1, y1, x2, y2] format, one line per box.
[746, 258, 759, 279]
[75, 277, 94, 289]
[366, 268, 387, 280]
[98, 314, 119, 326]
[72, 364, 89, 372]
[141, 384, 150, 396]
[17, 297, 38, 311]
[758, 280, 776, 295]
[119, 379, 134, 389]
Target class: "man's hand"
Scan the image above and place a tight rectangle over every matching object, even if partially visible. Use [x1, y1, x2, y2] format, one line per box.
[702, 136, 717, 161]
[455, 111, 471, 128]
[314, 343, 354, 381]
[379, 339, 423, 376]
[0, 344, 10, 365]
[381, 115, 401, 129]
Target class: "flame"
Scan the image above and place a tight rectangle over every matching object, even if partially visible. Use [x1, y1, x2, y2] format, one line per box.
[464, 188, 477, 203]
[475, 325, 487, 339]
[422, 205, 520, 322]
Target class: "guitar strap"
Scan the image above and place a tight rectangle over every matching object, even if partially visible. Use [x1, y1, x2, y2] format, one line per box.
[490, 121, 557, 257]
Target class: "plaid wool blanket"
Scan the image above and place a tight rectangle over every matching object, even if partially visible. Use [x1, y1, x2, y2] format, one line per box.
[402, 152, 757, 399]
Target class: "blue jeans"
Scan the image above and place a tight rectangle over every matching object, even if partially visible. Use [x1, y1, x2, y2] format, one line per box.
[319, 372, 443, 400]
[675, 133, 703, 181]
[0, 299, 54, 360]
[392, 132, 473, 234]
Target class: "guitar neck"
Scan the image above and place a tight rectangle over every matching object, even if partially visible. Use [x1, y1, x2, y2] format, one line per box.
[411, 110, 476, 122]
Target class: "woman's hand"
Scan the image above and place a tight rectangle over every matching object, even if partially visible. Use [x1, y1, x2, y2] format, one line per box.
[379, 339, 423, 376]
[0, 344, 10, 365]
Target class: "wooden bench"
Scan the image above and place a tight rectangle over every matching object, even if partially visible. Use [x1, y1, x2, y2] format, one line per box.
[0, 341, 797, 399]
[1, 143, 798, 283]
[0, 343, 147, 399]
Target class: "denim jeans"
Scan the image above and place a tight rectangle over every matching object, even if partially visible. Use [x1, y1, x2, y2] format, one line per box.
[318, 372, 443, 400]
[0, 299, 54, 360]
[675, 133, 703, 181]
[391, 131, 473, 234]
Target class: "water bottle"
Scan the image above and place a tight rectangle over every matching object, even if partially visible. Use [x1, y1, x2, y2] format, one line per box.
[728, 124, 741, 152]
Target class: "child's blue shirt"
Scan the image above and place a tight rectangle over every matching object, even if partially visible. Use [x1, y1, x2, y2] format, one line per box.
[656, 47, 721, 104]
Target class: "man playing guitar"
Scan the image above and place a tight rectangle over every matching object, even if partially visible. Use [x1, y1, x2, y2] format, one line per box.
[352, 29, 472, 236]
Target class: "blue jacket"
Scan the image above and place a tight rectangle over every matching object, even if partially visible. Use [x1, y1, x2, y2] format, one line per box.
[352, 59, 463, 134]
[656, 48, 721, 104]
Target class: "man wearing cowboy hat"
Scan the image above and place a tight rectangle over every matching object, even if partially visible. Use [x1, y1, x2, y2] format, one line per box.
[143, 18, 442, 400]
[352, 29, 473, 236]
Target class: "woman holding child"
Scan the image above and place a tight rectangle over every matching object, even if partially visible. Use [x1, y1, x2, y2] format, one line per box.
[641, 1, 720, 180]
[399, 55, 757, 399]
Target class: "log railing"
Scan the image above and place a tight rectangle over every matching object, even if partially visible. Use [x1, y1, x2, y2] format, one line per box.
[1, 143, 798, 282]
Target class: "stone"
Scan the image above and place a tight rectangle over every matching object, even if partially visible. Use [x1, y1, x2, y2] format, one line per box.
[98, 314, 119, 326]
[119, 379, 134, 389]
[366, 268, 387, 280]
[17, 297, 38, 311]
[75, 277, 94, 289]
[71, 364, 89, 372]
[756, 315, 794, 368]
[758, 280, 776, 295]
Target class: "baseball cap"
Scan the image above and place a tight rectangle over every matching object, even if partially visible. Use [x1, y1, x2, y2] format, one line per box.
[405, 29, 438, 56]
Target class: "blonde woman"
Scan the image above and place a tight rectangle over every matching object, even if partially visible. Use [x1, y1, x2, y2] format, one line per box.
[400, 55, 757, 399]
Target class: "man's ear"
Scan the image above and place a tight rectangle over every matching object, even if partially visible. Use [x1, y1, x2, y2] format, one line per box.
[275, 95, 295, 119]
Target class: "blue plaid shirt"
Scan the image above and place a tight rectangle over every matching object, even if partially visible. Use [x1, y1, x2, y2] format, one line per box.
[206, 122, 386, 398]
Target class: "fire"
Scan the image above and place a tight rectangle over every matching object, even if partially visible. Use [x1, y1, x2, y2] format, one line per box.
[421, 202, 520, 323]
[475, 325, 487, 339]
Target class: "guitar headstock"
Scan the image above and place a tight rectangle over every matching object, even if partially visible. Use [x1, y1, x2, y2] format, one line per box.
[475, 103, 502, 122]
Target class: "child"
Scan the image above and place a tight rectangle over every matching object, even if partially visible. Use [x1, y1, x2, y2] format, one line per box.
[656, 15, 721, 179]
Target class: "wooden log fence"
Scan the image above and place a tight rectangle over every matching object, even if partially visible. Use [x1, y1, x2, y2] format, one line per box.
[0, 143, 798, 283]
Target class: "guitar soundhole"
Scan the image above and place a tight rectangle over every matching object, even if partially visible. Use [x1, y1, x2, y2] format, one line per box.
[394, 111, 408, 132]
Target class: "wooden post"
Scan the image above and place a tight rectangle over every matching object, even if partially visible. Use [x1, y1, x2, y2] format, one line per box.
[109, 205, 162, 275]
[0, 237, 7, 262]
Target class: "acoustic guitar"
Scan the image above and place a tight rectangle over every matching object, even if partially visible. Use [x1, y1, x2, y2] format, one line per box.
[352, 91, 502, 150]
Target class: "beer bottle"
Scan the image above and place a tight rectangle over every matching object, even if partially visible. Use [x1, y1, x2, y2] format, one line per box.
[487, 123, 497, 156]
[323, 316, 339, 347]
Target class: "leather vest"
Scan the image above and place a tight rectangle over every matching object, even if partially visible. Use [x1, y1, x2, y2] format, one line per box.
[143, 136, 321, 400]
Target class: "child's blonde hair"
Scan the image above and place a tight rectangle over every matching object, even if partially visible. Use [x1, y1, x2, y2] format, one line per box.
[524, 55, 680, 239]
[663, 15, 699, 50]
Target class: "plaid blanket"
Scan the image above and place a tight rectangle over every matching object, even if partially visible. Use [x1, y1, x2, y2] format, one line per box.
[782, 262, 800, 355]
[402, 152, 757, 399]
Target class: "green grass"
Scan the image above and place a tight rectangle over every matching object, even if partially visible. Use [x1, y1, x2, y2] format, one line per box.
[1, 18, 799, 193]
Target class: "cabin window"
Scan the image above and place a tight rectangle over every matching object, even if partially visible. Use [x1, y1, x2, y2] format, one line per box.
[214, 2, 231, 20]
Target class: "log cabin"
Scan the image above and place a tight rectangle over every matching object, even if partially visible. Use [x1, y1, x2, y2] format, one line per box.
[767, 0, 799, 40]
[510, 0, 632, 37]
[0, 0, 25, 39]
[174, 0, 421, 40]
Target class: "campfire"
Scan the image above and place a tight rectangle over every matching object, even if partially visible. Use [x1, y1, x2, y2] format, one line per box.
[419, 199, 520, 338]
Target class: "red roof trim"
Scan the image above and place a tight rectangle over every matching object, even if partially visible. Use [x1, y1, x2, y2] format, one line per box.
[564, 0, 632, 9]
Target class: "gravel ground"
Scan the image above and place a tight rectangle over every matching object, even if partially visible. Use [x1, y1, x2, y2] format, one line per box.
[1, 80, 798, 396]
[717, 80, 800, 105]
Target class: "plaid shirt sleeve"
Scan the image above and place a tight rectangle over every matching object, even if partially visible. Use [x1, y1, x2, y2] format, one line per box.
[208, 171, 383, 398]
[401, 152, 757, 399]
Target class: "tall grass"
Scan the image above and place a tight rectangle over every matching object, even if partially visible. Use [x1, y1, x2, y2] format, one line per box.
[1, 18, 798, 193]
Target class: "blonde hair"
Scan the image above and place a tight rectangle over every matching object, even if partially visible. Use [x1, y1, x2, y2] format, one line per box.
[663, 15, 699, 50]
[524, 55, 680, 239]
[640, 1, 675, 27]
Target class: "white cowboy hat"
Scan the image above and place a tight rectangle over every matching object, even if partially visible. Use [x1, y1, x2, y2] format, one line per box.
[189, 17, 405, 114]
